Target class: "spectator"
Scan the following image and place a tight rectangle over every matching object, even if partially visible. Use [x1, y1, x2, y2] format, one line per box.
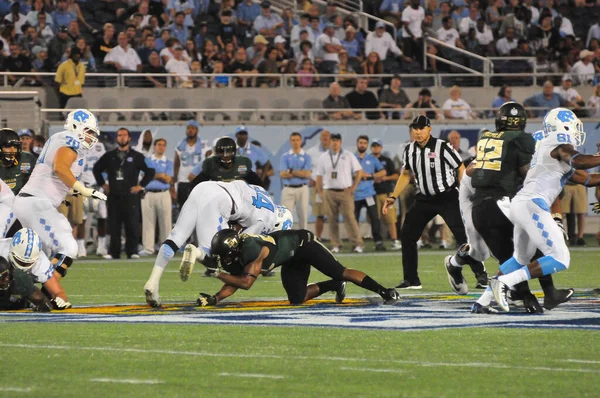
[447, 130, 471, 162]
[18, 129, 34, 153]
[365, 21, 405, 62]
[345, 77, 381, 120]
[588, 83, 600, 118]
[401, 0, 425, 61]
[47, 25, 73, 67]
[170, 11, 189, 45]
[189, 60, 206, 87]
[491, 85, 516, 111]
[475, 19, 494, 51]
[319, 1, 337, 26]
[219, 0, 238, 23]
[168, 0, 195, 27]
[379, 75, 410, 119]
[315, 22, 342, 73]
[217, 9, 237, 49]
[362, 51, 383, 85]
[554, 14, 574, 38]
[35, 12, 55, 42]
[334, 50, 357, 86]
[464, 28, 481, 55]
[165, 44, 192, 88]
[535, 48, 558, 77]
[281, 7, 297, 37]
[201, 40, 219, 72]
[458, 4, 480, 37]
[51, 0, 77, 30]
[253, 1, 284, 39]
[315, 133, 364, 253]
[496, 27, 518, 56]
[280, 132, 312, 230]
[247, 34, 269, 68]
[141, 51, 167, 88]
[380, 0, 404, 28]
[160, 38, 190, 65]
[274, 35, 288, 61]
[237, 0, 261, 35]
[229, 47, 258, 87]
[5, 43, 34, 86]
[210, 60, 230, 87]
[0, 24, 14, 57]
[332, 14, 345, 42]
[523, 0, 539, 26]
[124, 24, 139, 48]
[55, 45, 84, 108]
[26, 0, 54, 27]
[306, 130, 331, 240]
[32, 45, 51, 72]
[485, 0, 504, 33]
[354, 135, 386, 251]
[442, 86, 476, 120]
[185, 39, 201, 63]
[555, 74, 583, 104]
[297, 58, 319, 87]
[529, 14, 560, 53]
[404, 88, 442, 120]
[430, 16, 463, 72]
[137, 34, 157, 65]
[257, 47, 280, 87]
[308, 16, 321, 38]
[524, 80, 572, 117]
[571, 50, 595, 86]
[140, 138, 174, 256]
[432, 1, 451, 32]
[18, 25, 45, 57]
[194, 21, 208, 51]
[587, 21, 600, 48]
[341, 25, 361, 62]
[70, 38, 95, 72]
[134, 1, 152, 27]
[92, 23, 116, 67]
[291, 14, 314, 56]
[322, 82, 358, 120]
[32, 134, 45, 157]
[66, 20, 79, 42]
[295, 39, 314, 67]
[499, 5, 527, 38]
[104, 32, 142, 72]
[155, 28, 171, 52]
[218, 41, 236, 65]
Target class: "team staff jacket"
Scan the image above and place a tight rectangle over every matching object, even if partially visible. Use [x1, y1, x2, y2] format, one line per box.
[92, 148, 155, 196]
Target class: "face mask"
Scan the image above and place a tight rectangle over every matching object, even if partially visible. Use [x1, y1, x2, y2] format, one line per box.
[33, 146, 42, 154]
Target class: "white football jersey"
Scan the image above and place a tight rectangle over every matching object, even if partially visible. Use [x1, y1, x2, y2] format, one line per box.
[175, 138, 207, 182]
[0, 238, 54, 284]
[81, 142, 106, 185]
[218, 180, 277, 234]
[0, 179, 14, 204]
[518, 130, 574, 206]
[21, 131, 86, 208]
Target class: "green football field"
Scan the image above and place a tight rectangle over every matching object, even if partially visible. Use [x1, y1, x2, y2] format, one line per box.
[1, 243, 599, 397]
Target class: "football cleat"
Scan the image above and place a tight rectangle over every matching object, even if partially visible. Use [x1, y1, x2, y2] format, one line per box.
[396, 280, 422, 289]
[543, 288, 574, 310]
[381, 288, 399, 304]
[335, 281, 347, 304]
[179, 244, 197, 282]
[523, 293, 544, 314]
[144, 284, 161, 308]
[444, 255, 468, 295]
[490, 277, 510, 312]
[470, 302, 498, 314]
[475, 272, 489, 289]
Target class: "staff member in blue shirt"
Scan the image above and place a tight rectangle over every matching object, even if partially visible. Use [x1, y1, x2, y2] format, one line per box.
[140, 138, 174, 256]
[354, 135, 386, 251]
[279, 132, 312, 230]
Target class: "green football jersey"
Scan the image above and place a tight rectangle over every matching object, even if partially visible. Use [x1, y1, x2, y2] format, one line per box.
[0, 268, 35, 310]
[471, 130, 535, 200]
[202, 155, 253, 182]
[0, 152, 36, 194]
[239, 231, 301, 271]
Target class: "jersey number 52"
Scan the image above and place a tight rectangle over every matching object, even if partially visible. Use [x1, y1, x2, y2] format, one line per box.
[474, 138, 504, 171]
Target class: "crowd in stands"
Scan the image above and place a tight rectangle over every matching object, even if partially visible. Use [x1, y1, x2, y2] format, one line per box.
[0, 0, 598, 91]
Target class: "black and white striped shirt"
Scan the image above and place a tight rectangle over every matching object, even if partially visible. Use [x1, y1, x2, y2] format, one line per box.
[402, 136, 462, 196]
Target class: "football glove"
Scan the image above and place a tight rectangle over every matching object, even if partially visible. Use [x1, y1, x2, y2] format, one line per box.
[33, 301, 53, 313]
[591, 202, 600, 215]
[197, 293, 217, 307]
[552, 213, 568, 242]
[72, 181, 107, 201]
[51, 297, 72, 310]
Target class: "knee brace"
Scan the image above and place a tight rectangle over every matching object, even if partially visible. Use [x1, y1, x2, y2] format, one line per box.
[538, 256, 568, 276]
[53, 254, 74, 277]
[499, 257, 524, 275]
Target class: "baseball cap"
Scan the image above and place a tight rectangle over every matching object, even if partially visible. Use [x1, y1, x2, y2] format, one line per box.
[260, 0, 271, 8]
[254, 35, 268, 45]
[346, 25, 356, 33]
[58, 25, 68, 33]
[409, 115, 431, 130]
[562, 74, 573, 82]
[186, 120, 200, 129]
[324, 22, 335, 30]
[32, 45, 47, 56]
[375, 21, 386, 29]
[235, 126, 249, 134]
[18, 129, 33, 137]
[274, 35, 286, 44]
[371, 139, 383, 147]
[173, 45, 183, 50]
[580, 49, 593, 59]
[330, 133, 342, 140]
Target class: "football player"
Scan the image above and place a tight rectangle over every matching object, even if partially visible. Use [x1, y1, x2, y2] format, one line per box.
[143, 180, 290, 307]
[0, 256, 52, 312]
[490, 109, 600, 312]
[0, 178, 15, 238]
[0, 128, 36, 195]
[198, 229, 399, 306]
[12, 109, 107, 283]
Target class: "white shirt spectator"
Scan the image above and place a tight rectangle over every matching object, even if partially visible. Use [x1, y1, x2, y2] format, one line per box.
[559, 17, 574, 37]
[316, 150, 362, 189]
[495, 37, 518, 56]
[526, 5, 539, 25]
[401, 6, 425, 39]
[104, 45, 142, 71]
[38, 24, 55, 41]
[436, 27, 460, 47]
[458, 17, 478, 36]
[588, 95, 600, 118]
[442, 98, 472, 119]
[571, 60, 595, 85]
[315, 33, 341, 62]
[365, 31, 402, 61]
[476, 25, 494, 45]
[4, 13, 28, 33]
[554, 86, 580, 103]
[166, 58, 191, 82]
[586, 23, 600, 48]
[290, 25, 314, 55]
[159, 47, 190, 64]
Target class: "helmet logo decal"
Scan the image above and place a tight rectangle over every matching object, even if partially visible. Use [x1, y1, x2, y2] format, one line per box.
[557, 110, 575, 123]
[510, 108, 518, 116]
[73, 110, 90, 123]
[224, 237, 238, 248]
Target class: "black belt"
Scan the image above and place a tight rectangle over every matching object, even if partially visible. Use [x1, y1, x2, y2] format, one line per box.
[328, 188, 345, 192]
[284, 184, 307, 188]
[147, 189, 169, 193]
[17, 193, 33, 197]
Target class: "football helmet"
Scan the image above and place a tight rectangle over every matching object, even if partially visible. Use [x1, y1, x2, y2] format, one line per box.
[0, 128, 21, 167]
[273, 205, 293, 231]
[214, 136, 236, 166]
[495, 101, 527, 132]
[64, 109, 100, 150]
[210, 229, 243, 274]
[542, 108, 585, 146]
[0, 256, 11, 291]
[9, 228, 42, 271]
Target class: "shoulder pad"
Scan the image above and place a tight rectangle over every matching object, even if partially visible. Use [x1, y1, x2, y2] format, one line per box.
[513, 133, 536, 154]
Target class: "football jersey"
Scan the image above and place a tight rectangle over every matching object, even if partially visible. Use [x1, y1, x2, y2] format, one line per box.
[0, 179, 14, 205]
[0, 238, 55, 284]
[21, 131, 86, 207]
[175, 138, 207, 182]
[0, 266, 35, 309]
[81, 142, 106, 185]
[518, 130, 574, 207]
[0, 151, 36, 194]
[192, 155, 253, 182]
[239, 230, 302, 270]
[218, 180, 277, 234]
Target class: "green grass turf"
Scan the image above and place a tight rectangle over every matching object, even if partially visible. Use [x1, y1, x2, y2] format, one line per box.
[1, 245, 599, 397]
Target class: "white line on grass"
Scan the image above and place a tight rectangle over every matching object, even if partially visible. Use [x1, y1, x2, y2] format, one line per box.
[341, 367, 404, 374]
[217, 373, 285, 379]
[89, 378, 164, 385]
[566, 359, 600, 364]
[2, 343, 598, 374]
[0, 387, 32, 392]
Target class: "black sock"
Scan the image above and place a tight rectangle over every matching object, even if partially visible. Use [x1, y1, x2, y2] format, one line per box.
[316, 280, 340, 295]
[360, 275, 386, 296]
[539, 275, 556, 297]
[566, 213, 575, 239]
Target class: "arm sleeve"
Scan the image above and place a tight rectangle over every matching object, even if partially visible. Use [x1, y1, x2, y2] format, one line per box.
[442, 143, 462, 168]
[92, 153, 108, 186]
[388, 34, 403, 56]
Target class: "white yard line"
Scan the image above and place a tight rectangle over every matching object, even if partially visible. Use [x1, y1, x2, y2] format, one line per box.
[217, 373, 285, 379]
[566, 359, 600, 364]
[1, 343, 598, 374]
[0, 387, 33, 392]
[89, 378, 164, 385]
[340, 367, 404, 374]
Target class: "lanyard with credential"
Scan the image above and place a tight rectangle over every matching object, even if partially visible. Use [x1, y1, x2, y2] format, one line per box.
[329, 150, 341, 180]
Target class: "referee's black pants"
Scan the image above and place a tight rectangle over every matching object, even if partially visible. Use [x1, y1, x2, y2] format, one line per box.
[107, 194, 140, 258]
[400, 189, 467, 284]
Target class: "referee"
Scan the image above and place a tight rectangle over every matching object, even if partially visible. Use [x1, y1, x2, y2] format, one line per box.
[382, 115, 481, 289]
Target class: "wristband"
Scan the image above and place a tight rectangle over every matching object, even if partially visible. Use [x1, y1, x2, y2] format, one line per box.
[584, 174, 591, 187]
[568, 153, 580, 168]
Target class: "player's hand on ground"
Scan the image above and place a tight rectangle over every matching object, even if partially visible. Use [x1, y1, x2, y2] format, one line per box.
[197, 293, 217, 307]
[591, 202, 600, 215]
[51, 297, 72, 310]
[382, 196, 396, 215]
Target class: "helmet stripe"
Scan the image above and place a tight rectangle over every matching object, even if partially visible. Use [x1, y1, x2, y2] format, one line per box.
[25, 228, 33, 259]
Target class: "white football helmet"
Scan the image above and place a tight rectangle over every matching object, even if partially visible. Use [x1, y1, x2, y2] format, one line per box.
[273, 205, 294, 231]
[542, 108, 585, 146]
[9, 228, 42, 271]
[64, 109, 100, 150]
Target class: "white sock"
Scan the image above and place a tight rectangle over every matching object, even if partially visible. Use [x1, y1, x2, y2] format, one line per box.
[450, 255, 464, 268]
[97, 236, 106, 249]
[476, 286, 494, 306]
[146, 244, 174, 288]
[77, 239, 85, 251]
[498, 267, 531, 288]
